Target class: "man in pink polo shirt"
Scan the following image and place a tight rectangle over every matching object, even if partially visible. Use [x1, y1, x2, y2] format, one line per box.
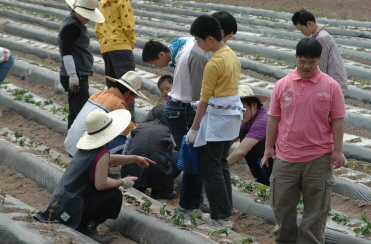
[261, 38, 346, 244]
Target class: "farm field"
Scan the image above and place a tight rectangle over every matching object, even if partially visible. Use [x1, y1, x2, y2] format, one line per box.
[1, 0, 371, 243]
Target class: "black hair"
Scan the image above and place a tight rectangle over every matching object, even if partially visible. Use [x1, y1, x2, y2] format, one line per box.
[296, 38, 322, 59]
[292, 9, 316, 26]
[111, 80, 130, 94]
[142, 40, 169, 63]
[157, 75, 173, 89]
[211, 11, 237, 36]
[144, 104, 165, 125]
[190, 15, 222, 41]
[241, 97, 263, 109]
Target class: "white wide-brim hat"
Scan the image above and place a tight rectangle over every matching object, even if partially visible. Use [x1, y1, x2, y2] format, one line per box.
[77, 109, 131, 150]
[106, 71, 148, 99]
[65, 0, 105, 23]
[239, 85, 270, 103]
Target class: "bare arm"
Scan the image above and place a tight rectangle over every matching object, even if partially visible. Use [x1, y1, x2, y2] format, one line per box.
[110, 154, 156, 167]
[94, 152, 122, 190]
[261, 115, 280, 167]
[331, 118, 344, 169]
[227, 138, 259, 165]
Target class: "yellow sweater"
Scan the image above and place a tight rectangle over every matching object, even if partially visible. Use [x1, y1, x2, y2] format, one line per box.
[200, 46, 241, 102]
[95, 0, 136, 53]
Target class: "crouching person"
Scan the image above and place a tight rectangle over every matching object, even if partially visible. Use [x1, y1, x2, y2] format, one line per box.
[34, 109, 155, 244]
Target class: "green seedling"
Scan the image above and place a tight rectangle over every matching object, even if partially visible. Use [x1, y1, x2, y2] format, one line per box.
[0, 190, 7, 205]
[19, 138, 26, 147]
[14, 130, 23, 142]
[231, 177, 240, 186]
[25, 210, 36, 222]
[253, 54, 263, 60]
[141, 197, 153, 214]
[256, 184, 269, 201]
[3, 131, 9, 137]
[159, 204, 172, 219]
[209, 227, 231, 237]
[242, 181, 258, 192]
[172, 210, 185, 226]
[47, 201, 58, 234]
[277, 60, 285, 66]
[287, 62, 297, 68]
[296, 196, 304, 212]
[354, 211, 371, 235]
[332, 213, 352, 225]
[232, 233, 254, 244]
[190, 211, 198, 230]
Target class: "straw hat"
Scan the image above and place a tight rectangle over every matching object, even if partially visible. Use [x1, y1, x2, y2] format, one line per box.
[239, 85, 270, 103]
[65, 0, 105, 23]
[76, 109, 131, 150]
[106, 71, 148, 99]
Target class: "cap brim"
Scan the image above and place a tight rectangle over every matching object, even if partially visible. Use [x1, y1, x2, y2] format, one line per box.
[106, 76, 148, 100]
[65, 0, 105, 23]
[76, 109, 131, 150]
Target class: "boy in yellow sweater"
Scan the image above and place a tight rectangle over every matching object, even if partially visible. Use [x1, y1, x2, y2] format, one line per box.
[186, 15, 243, 228]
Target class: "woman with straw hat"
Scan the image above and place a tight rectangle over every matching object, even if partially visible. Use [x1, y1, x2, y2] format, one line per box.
[35, 109, 155, 244]
[227, 85, 273, 186]
[59, 0, 104, 129]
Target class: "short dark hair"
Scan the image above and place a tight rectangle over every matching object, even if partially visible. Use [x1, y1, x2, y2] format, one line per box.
[190, 15, 222, 41]
[292, 9, 316, 26]
[211, 11, 237, 36]
[157, 75, 173, 89]
[144, 104, 165, 125]
[241, 97, 263, 109]
[142, 40, 169, 63]
[296, 38, 322, 59]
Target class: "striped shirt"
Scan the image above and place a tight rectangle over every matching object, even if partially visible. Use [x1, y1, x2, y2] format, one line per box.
[311, 26, 348, 93]
[0, 47, 11, 63]
[239, 108, 268, 142]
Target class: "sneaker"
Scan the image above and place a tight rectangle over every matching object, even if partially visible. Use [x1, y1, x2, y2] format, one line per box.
[176, 205, 205, 218]
[209, 217, 233, 228]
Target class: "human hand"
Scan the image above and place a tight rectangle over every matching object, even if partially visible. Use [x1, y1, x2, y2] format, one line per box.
[120, 176, 138, 188]
[260, 148, 276, 168]
[185, 128, 198, 144]
[135, 156, 156, 168]
[69, 73, 79, 93]
[331, 151, 345, 169]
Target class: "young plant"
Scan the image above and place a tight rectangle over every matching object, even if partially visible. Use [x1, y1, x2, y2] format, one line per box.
[47, 201, 58, 234]
[242, 181, 257, 192]
[252, 54, 263, 60]
[0, 190, 7, 205]
[172, 210, 185, 226]
[141, 197, 153, 214]
[209, 228, 231, 237]
[354, 212, 371, 235]
[159, 204, 172, 219]
[25, 210, 36, 222]
[189, 212, 198, 230]
[14, 130, 23, 142]
[276, 60, 285, 66]
[232, 233, 254, 244]
[332, 213, 352, 225]
[296, 196, 304, 212]
[256, 185, 269, 202]
[287, 62, 297, 68]
[231, 177, 240, 186]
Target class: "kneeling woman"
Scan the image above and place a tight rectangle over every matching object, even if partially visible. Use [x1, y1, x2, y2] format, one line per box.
[34, 109, 155, 243]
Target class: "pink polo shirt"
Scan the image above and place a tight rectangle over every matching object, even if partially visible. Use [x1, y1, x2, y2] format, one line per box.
[269, 68, 346, 162]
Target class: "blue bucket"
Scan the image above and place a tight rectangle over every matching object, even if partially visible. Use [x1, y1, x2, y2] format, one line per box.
[177, 136, 201, 174]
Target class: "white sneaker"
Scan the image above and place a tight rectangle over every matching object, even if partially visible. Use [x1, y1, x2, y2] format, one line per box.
[209, 217, 233, 228]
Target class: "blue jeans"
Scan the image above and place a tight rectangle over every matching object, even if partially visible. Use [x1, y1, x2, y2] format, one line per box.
[163, 97, 203, 209]
[0, 54, 14, 84]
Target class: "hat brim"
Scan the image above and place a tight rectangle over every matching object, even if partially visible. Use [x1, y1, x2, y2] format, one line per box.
[65, 0, 105, 23]
[106, 76, 148, 100]
[76, 109, 131, 150]
[240, 95, 270, 104]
